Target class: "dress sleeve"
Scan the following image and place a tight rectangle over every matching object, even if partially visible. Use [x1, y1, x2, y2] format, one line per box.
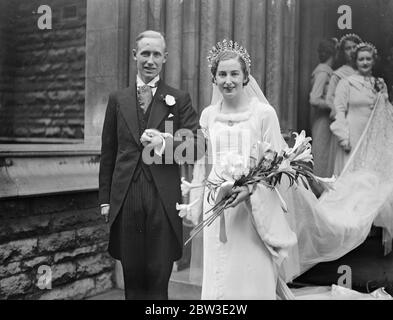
[248, 183, 298, 265]
[330, 79, 350, 145]
[249, 103, 298, 263]
[260, 105, 286, 152]
[199, 106, 209, 127]
[309, 71, 330, 109]
[199, 106, 210, 139]
[188, 106, 211, 225]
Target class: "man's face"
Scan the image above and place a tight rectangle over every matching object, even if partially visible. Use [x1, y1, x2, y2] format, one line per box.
[133, 37, 167, 83]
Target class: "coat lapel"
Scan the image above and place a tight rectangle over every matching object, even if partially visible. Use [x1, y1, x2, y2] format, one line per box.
[147, 81, 170, 129]
[118, 78, 140, 145]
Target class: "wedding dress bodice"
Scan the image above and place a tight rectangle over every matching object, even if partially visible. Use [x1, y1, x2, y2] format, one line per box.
[200, 97, 287, 177]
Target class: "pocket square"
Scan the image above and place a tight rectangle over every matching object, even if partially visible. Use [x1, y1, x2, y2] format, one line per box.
[168, 113, 174, 118]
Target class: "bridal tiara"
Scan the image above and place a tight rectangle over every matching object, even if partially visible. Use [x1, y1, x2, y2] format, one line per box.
[207, 39, 251, 72]
[355, 42, 378, 54]
[338, 33, 362, 46]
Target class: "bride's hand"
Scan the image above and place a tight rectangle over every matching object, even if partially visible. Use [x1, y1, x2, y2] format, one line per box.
[226, 186, 250, 208]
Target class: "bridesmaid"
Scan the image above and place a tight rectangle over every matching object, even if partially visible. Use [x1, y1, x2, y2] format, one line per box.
[309, 38, 337, 177]
[326, 34, 363, 116]
[330, 42, 388, 174]
[324, 33, 362, 177]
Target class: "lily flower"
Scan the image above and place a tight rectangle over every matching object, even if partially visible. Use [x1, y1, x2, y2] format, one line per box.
[292, 148, 314, 164]
[181, 177, 192, 196]
[288, 130, 312, 157]
[277, 159, 294, 173]
[255, 141, 272, 161]
[176, 198, 200, 218]
[220, 153, 249, 180]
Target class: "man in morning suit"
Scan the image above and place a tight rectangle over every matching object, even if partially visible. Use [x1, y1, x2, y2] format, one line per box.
[99, 30, 203, 300]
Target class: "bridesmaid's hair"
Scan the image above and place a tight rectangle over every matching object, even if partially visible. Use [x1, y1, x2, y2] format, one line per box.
[210, 51, 250, 86]
[317, 39, 337, 63]
[336, 35, 362, 67]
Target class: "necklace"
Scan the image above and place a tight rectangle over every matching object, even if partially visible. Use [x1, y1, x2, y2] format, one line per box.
[219, 101, 250, 126]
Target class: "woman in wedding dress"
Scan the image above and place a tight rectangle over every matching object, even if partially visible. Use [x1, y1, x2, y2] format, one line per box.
[186, 41, 297, 300]
[181, 40, 393, 300]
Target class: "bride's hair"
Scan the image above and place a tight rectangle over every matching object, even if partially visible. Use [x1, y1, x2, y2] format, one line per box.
[210, 51, 250, 86]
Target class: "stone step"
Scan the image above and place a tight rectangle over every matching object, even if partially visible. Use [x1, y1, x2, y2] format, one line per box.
[295, 233, 393, 295]
[87, 267, 201, 300]
[88, 233, 393, 300]
[87, 288, 124, 300]
[169, 267, 201, 300]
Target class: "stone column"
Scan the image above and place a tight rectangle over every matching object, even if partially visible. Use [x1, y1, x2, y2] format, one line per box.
[182, 0, 200, 111]
[84, 0, 129, 146]
[165, 0, 183, 88]
[265, 0, 300, 133]
[199, 0, 217, 111]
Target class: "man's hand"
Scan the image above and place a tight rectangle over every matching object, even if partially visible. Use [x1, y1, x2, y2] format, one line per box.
[140, 128, 164, 148]
[101, 205, 110, 223]
[226, 186, 250, 208]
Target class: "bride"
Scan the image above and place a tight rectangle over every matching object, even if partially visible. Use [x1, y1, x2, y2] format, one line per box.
[181, 40, 297, 299]
[179, 40, 393, 300]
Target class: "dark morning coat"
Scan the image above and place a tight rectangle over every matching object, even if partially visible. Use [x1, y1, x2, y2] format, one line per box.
[98, 78, 204, 261]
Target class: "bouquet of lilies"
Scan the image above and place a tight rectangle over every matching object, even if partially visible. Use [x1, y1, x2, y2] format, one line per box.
[178, 131, 334, 246]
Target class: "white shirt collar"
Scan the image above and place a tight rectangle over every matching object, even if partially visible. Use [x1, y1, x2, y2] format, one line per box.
[136, 74, 160, 88]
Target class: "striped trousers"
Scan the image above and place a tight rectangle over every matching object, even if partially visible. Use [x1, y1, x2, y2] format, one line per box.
[113, 169, 177, 300]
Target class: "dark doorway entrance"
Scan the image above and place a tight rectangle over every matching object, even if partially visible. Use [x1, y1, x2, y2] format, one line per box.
[298, 0, 393, 134]
[295, 0, 393, 294]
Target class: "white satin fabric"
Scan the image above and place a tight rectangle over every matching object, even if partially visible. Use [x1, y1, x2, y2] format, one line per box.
[281, 93, 393, 282]
[194, 98, 297, 300]
[188, 76, 393, 299]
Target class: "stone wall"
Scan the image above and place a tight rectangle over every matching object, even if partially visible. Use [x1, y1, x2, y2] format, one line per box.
[0, 0, 86, 140]
[0, 191, 115, 300]
[0, 1, 15, 125]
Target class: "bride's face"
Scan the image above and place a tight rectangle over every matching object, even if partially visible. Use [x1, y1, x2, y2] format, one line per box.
[215, 58, 245, 99]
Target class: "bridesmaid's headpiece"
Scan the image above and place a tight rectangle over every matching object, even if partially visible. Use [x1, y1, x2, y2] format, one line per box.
[355, 42, 378, 55]
[207, 39, 251, 72]
[338, 33, 362, 46]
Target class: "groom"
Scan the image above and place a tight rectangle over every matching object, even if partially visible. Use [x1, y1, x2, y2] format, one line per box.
[99, 30, 203, 299]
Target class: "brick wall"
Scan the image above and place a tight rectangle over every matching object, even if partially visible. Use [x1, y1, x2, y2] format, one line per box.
[0, 0, 86, 140]
[0, 191, 115, 300]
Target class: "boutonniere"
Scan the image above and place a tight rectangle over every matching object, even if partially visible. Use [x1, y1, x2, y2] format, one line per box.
[161, 94, 176, 107]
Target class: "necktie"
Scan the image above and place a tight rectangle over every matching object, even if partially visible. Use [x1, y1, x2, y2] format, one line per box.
[137, 84, 153, 113]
